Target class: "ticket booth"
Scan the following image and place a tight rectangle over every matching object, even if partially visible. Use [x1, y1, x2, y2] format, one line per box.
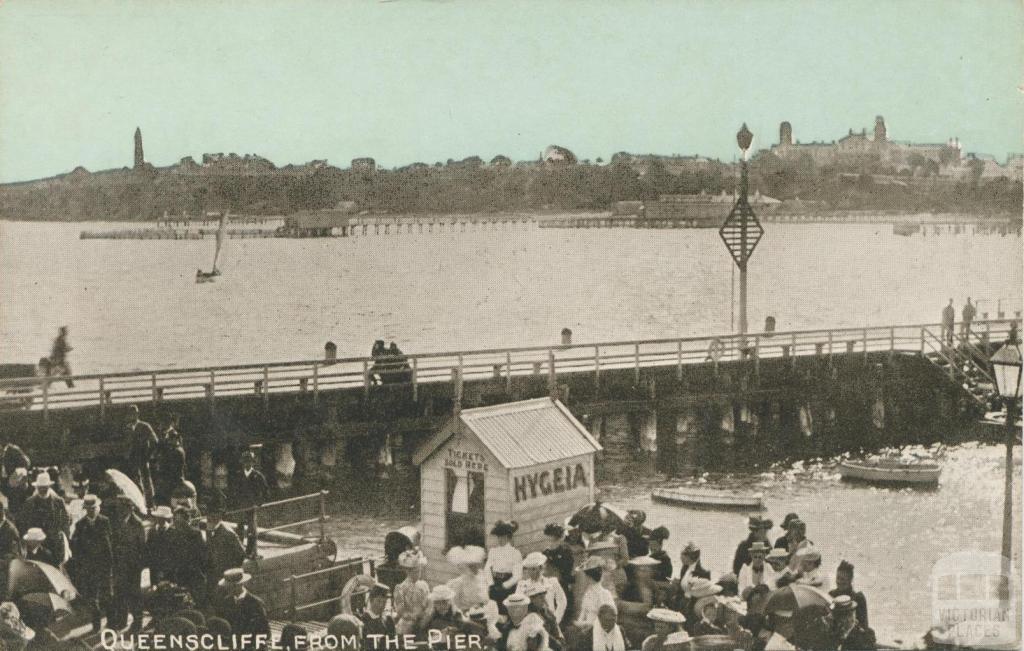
[413, 398, 602, 584]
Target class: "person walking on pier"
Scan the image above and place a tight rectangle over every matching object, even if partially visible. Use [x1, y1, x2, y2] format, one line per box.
[942, 299, 956, 346]
[961, 297, 976, 341]
[125, 405, 158, 510]
[16, 473, 69, 565]
[69, 495, 112, 633]
[48, 326, 74, 388]
[236, 449, 268, 559]
[109, 496, 146, 633]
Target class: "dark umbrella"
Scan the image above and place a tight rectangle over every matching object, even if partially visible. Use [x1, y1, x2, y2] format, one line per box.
[565, 501, 627, 533]
[763, 584, 831, 615]
[790, 604, 833, 650]
[6, 559, 77, 601]
[16, 591, 73, 625]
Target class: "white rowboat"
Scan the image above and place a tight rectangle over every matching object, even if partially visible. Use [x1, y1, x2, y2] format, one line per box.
[651, 487, 764, 510]
[838, 459, 941, 485]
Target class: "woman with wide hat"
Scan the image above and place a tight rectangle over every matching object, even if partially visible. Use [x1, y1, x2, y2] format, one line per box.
[641, 608, 689, 651]
[485, 520, 522, 591]
[393, 550, 431, 636]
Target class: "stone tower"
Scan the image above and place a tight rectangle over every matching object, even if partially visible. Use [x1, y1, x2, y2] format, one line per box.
[874, 116, 887, 143]
[779, 121, 793, 146]
[134, 127, 144, 169]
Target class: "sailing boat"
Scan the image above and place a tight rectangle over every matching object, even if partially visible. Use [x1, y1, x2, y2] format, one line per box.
[196, 212, 227, 283]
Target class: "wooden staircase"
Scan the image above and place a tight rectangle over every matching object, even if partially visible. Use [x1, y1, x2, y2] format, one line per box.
[921, 327, 997, 406]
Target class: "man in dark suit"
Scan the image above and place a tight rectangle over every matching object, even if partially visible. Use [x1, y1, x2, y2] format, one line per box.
[217, 568, 270, 650]
[145, 505, 174, 584]
[358, 583, 397, 649]
[166, 506, 208, 605]
[829, 595, 876, 651]
[829, 561, 869, 628]
[69, 495, 112, 632]
[17, 472, 70, 565]
[206, 502, 246, 606]
[236, 449, 268, 559]
[732, 516, 772, 575]
[154, 423, 187, 506]
[125, 405, 158, 510]
[0, 502, 22, 561]
[109, 496, 147, 633]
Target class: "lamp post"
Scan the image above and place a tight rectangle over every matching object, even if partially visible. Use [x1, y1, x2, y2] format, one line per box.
[990, 327, 1021, 570]
[720, 124, 764, 348]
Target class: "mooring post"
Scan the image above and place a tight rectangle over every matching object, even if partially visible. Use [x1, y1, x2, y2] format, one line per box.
[505, 352, 512, 394]
[634, 343, 641, 385]
[318, 490, 328, 543]
[452, 366, 463, 414]
[412, 357, 419, 402]
[548, 350, 557, 398]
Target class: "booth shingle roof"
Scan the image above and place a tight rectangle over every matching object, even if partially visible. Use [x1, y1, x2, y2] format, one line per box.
[413, 398, 602, 468]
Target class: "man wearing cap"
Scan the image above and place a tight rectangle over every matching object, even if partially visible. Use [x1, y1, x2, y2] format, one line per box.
[236, 449, 268, 559]
[830, 560, 868, 629]
[524, 582, 563, 650]
[16, 472, 70, 565]
[218, 568, 270, 648]
[732, 516, 773, 576]
[518, 551, 567, 625]
[145, 505, 174, 583]
[109, 495, 146, 633]
[394, 550, 430, 636]
[69, 495, 112, 632]
[828, 595, 876, 651]
[166, 506, 209, 604]
[619, 510, 651, 560]
[738, 541, 777, 599]
[206, 501, 246, 603]
[125, 405, 158, 510]
[0, 503, 22, 562]
[359, 583, 396, 649]
[774, 513, 799, 550]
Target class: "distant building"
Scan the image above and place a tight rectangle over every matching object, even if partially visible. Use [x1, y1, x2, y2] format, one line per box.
[352, 157, 376, 172]
[769, 116, 961, 170]
[543, 145, 577, 166]
[134, 127, 144, 169]
[489, 155, 512, 167]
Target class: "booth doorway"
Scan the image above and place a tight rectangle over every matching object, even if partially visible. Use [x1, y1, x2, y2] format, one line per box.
[445, 468, 485, 548]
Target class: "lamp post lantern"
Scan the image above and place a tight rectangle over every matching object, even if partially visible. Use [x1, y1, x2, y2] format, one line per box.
[990, 326, 1021, 570]
[719, 124, 764, 344]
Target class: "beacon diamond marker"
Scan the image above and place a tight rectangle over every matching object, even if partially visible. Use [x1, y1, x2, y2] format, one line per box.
[718, 199, 764, 268]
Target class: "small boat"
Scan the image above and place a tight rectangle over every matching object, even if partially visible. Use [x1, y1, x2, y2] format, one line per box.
[652, 487, 764, 511]
[893, 222, 921, 236]
[838, 457, 941, 485]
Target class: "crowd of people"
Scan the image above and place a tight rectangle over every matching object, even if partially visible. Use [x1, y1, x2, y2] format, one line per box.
[348, 511, 876, 651]
[0, 405, 274, 649]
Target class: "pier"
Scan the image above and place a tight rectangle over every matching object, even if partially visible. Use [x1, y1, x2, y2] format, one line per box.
[0, 319, 1017, 482]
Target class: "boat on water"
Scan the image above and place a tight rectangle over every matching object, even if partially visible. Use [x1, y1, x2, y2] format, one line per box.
[838, 457, 941, 485]
[893, 222, 921, 236]
[651, 487, 764, 511]
[195, 212, 228, 283]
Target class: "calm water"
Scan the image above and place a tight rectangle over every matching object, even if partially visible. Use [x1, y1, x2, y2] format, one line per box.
[0, 220, 1020, 373]
[2, 219, 1022, 642]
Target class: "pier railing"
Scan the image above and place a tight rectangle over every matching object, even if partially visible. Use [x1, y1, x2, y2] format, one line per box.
[1, 319, 1018, 418]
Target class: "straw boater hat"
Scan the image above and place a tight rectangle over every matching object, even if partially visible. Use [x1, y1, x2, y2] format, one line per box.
[663, 631, 692, 649]
[688, 578, 723, 599]
[831, 595, 857, 613]
[794, 546, 821, 562]
[717, 595, 748, 616]
[628, 556, 661, 567]
[524, 582, 548, 598]
[587, 539, 617, 553]
[217, 568, 252, 588]
[749, 541, 771, 554]
[522, 551, 547, 569]
[583, 556, 605, 571]
[429, 585, 455, 602]
[398, 550, 427, 569]
[646, 608, 687, 624]
[766, 547, 788, 560]
[31, 473, 53, 488]
[152, 505, 173, 520]
[22, 528, 45, 543]
[503, 593, 529, 609]
[466, 605, 488, 621]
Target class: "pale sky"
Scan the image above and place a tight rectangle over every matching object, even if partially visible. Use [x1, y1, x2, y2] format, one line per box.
[0, 0, 1021, 182]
